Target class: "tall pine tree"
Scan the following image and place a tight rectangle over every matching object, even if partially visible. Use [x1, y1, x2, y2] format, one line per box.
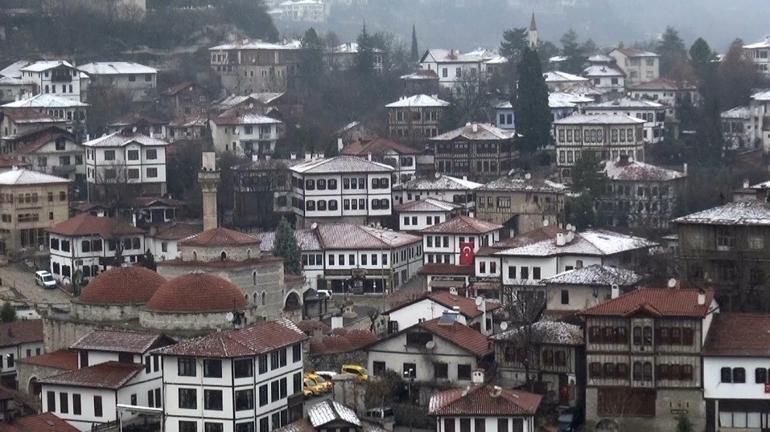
[273, 218, 301, 275]
[514, 47, 552, 156]
[410, 24, 419, 64]
[354, 23, 375, 78]
[299, 28, 325, 89]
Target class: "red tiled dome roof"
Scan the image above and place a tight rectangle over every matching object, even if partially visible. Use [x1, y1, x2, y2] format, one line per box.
[79, 267, 165, 305]
[146, 273, 247, 313]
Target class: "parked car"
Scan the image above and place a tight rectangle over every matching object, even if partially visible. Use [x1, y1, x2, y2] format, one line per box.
[341, 364, 369, 382]
[304, 372, 331, 393]
[303, 378, 324, 398]
[558, 407, 583, 432]
[315, 371, 338, 382]
[34, 270, 56, 289]
[318, 289, 333, 299]
[365, 407, 394, 420]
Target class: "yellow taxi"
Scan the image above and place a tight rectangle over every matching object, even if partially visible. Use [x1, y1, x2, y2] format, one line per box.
[304, 372, 332, 393]
[341, 364, 369, 382]
[303, 377, 325, 397]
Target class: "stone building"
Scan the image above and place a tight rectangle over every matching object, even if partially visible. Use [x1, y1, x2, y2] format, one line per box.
[475, 173, 567, 237]
[0, 168, 70, 256]
[156, 226, 298, 319]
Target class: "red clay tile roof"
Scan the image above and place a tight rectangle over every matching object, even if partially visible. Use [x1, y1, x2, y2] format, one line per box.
[39, 361, 142, 389]
[70, 329, 170, 354]
[152, 223, 202, 241]
[703, 313, 770, 356]
[310, 329, 378, 355]
[420, 215, 502, 234]
[418, 264, 474, 276]
[16, 349, 78, 370]
[418, 318, 491, 357]
[2, 108, 58, 123]
[14, 127, 74, 155]
[0, 155, 26, 169]
[387, 291, 501, 319]
[156, 319, 306, 357]
[47, 213, 144, 238]
[492, 225, 564, 248]
[297, 319, 331, 334]
[146, 273, 247, 313]
[580, 288, 715, 318]
[181, 226, 260, 247]
[0, 412, 79, 432]
[342, 136, 421, 156]
[429, 384, 542, 416]
[79, 266, 165, 305]
[0, 320, 43, 347]
[158, 256, 283, 269]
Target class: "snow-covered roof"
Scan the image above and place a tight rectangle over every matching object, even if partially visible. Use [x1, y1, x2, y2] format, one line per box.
[549, 55, 569, 62]
[548, 92, 594, 109]
[386, 94, 449, 108]
[423, 48, 498, 64]
[79, 62, 157, 76]
[721, 106, 751, 119]
[213, 108, 282, 126]
[0, 76, 29, 86]
[553, 113, 645, 125]
[587, 54, 613, 63]
[0, 60, 32, 79]
[582, 65, 624, 77]
[744, 37, 770, 49]
[0, 168, 70, 185]
[395, 198, 460, 213]
[496, 229, 656, 257]
[315, 224, 421, 249]
[210, 39, 302, 51]
[491, 320, 584, 345]
[611, 48, 659, 58]
[331, 42, 383, 54]
[545, 264, 642, 287]
[3, 94, 87, 109]
[83, 131, 169, 148]
[479, 175, 567, 193]
[751, 90, 770, 102]
[543, 71, 588, 83]
[290, 155, 393, 174]
[19, 60, 75, 73]
[674, 201, 770, 226]
[395, 174, 482, 191]
[484, 55, 508, 65]
[604, 159, 685, 181]
[431, 123, 515, 141]
[585, 97, 664, 110]
[308, 400, 361, 428]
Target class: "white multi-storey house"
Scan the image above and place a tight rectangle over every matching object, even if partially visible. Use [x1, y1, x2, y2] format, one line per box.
[47, 213, 146, 283]
[743, 37, 770, 75]
[749, 90, 770, 152]
[703, 313, 770, 431]
[395, 198, 460, 232]
[39, 329, 174, 432]
[582, 65, 625, 93]
[382, 291, 500, 335]
[289, 155, 394, 228]
[608, 48, 660, 85]
[721, 106, 754, 150]
[210, 108, 283, 157]
[0, 320, 44, 388]
[421, 215, 502, 266]
[584, 98, 667, 144]
[156, 319, 307, 432]
[260, 223, 421, 295]
[83, 129, 168, 200]
[14, 127, 85, 182]
[543, 71, 589, 92]
[79, 62, 158, 102]
[2, 94, 88, 136]
[17, 61, 82, 101]
[418, 48, 502, 96]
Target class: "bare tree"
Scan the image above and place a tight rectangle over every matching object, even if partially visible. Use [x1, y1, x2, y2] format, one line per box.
[496, 285, 547, 391]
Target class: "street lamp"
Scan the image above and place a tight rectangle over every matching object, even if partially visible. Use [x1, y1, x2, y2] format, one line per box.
[403, 368, 415, 432]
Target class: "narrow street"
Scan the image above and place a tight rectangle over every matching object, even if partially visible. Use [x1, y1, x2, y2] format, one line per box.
[0, 263, 71, 307]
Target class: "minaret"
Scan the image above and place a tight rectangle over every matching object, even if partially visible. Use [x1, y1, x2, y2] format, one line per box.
[528, 12, 539, 49]
[199, 152, 220, 232]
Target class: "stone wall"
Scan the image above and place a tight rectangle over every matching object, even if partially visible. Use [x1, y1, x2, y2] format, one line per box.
[179, 243, 259, 262]
[43, 316, 102, 352]
[585, 387, 705, 432]
[139, 306, 262, 333]
[71, 302, 142, 322]
[16, 362, 68, 402]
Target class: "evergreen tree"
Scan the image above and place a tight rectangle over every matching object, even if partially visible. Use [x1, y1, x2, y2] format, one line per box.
[657, 26, 687, 78]
[410, 24, 419, 64]
[300, 28, 325, 89]
[560, 29, 584, 74]
[354, 23, 376, 78]
[514, 47, 551, 156]
[0, 301, 15, 323]
[567, 193, 597, 231]
[689, 37, 715, 81]
[499, 27, 528, 95]
[273, 218, 301, 275]
[571, 151, 608, 195]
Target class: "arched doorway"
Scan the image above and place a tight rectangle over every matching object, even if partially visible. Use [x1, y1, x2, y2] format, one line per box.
[284, 291, 301, 311]
[28, 377, 40, 397]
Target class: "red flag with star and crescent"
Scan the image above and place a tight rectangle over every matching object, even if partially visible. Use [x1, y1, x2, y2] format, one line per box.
[459, 242, 475, 266]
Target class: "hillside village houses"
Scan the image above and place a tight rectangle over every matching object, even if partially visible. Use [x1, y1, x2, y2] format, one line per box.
[1, 94, 88, 137]
[341, 136, 422, 184]
[209, 108, 284, 156]
[0, 320, 44, 389]
[743, 36, 770, 74]
[608, 48, 660, 85]
[0, 168, 70, 255]
[11, 127, 84, 183]
[543, 71, 589, 91]
[385, 94, 449, 142]
[381, 290, 500, 335]
[327, 42, 384, 71]
[542, 264, 642, 315]
[418, 48, 505, 96]
[583, 97, 667, 144]
[431, 122, 516, 181]
[78, 62, 157, 102]
[395, 197, 461, 232]
[13, 61, 82, 102]
[581, 63, 625, 93]
[721, 105, 754, 149]
[392, 174, 482, 209]
[0, 109, 65, 151]
[209, 39, 302, 94]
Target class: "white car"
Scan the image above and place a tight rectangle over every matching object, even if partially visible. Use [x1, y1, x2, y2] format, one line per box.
[34, 270, 56, 289]
[317, 290, 333, 299]
[314, 371, 338, 381]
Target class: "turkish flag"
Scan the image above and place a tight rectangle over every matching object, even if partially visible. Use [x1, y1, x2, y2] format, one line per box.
[459, 242, 475, 266]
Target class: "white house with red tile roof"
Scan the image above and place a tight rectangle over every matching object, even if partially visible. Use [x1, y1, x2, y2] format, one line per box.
[579, 287, 717, 431]
[395, 198, 460, 232]
[0, 320, 44, 388]
[47, 213, 146, 283]
[702, 313, 770, 431]
[383, 291, 501, 335]
[420, 215, 502, 266]
[429, 381, 542, 432]
[155, 319, 307, 432]
[11, 127, 84, 181]
[365, 314, 492, 384]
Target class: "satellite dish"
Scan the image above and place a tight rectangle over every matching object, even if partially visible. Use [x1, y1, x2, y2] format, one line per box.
[225, 312, 234, 322]
[425, 340, 436, 350]
[449, 287, 458, 295]
[500, 322, 509, 331]
[667, 278, 677, 289]
[475, 296, 483, 306]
